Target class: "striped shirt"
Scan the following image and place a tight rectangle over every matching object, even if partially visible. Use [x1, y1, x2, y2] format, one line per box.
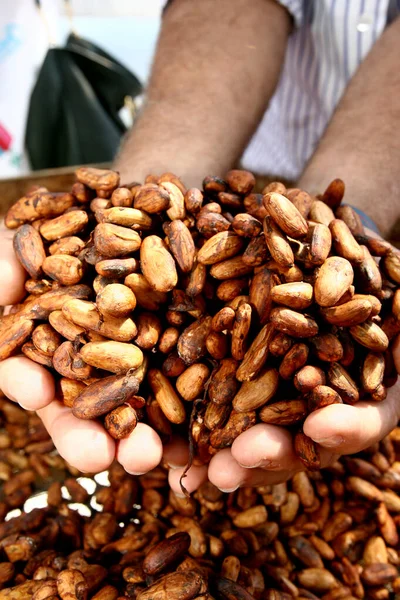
[241, 0, 400, 181]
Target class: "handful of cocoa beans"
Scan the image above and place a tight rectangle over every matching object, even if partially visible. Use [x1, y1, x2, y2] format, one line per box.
[1, 167, 400, 471]
[1, 420, 400, 600]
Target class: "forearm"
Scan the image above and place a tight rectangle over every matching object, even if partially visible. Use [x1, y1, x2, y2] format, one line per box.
[299, 17, 400, 240]
[114, 0, 290, 187]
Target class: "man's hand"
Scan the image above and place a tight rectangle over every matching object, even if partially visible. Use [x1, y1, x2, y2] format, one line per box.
[0, 222, 170, 475]
[167, 232, 400, 496]
[168, 377, 400, 495]
[2, 219, 399, 493]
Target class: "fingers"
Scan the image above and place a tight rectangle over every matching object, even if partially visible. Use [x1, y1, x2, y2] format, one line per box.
[0, 356, 55, 410]
[164, 437, 207, 495]
[168, 464, 208, 496]
[304, 382, 400, 455]
[38, 401, 115, 473]
[0, 222, 26, 306]
[231, 422, 337, 472]
[208, 449, 296, 492]
[231, 423, 296, 470]
[116, 423, 163, 475]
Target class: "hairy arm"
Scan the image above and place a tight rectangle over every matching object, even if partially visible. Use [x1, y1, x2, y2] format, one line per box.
[114, 0, 291, 187]
[299, 17, 400, 240]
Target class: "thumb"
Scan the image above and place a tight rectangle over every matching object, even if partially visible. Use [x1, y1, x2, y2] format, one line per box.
[0, 221, 26, 306]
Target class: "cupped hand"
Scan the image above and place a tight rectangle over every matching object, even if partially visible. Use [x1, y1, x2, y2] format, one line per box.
[0, 221, 175, 476]
[167, 228, 400, 496]
[2, 219, 399, 495]
[168, 374, 400, 495]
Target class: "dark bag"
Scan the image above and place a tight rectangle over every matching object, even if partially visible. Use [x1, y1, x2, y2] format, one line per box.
[25, 32, 142, 170]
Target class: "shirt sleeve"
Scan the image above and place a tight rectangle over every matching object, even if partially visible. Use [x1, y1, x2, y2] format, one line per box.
[274, 0, 305, 28]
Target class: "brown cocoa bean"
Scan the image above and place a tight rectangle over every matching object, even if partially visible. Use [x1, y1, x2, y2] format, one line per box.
[72, 372, 139, 420]
[270, 308, 318, 338]
[0, 318, 34, 361]
[53, 341, 94, 380]
[321, 179, 345, 210]
[294, 366, 326, 393]
[62, 299, 137, 342]
[48, 310, 85, 342]
[40, 210, 88, 241]
[232, 214, 262, 238]
[349, 321, 389, 352]
[210, 410, 257, 449]
[309, 200, 335, 227]
[310, 334, 343, 362]
[329, 219, 363, 263]
[98, 206, 152, 230]
[80, 341, 143, 373]
[236, 323, 275, 382]
[269, 332, 293, 357]
[167, 220, 196, 273]
[361, 353, 385, 394]
[314, 257, 354, 307]
[335, 205, 365, 236]
[148, 369, 186, 425]
[49, 236, 86, 256]
[177, 316, 212, 364]
[279, 343, 309, 379]
[328, 363, 359, 404]
[96, 284, 137, 318]
[264, 192, 308, 239]
[184, 188, 203, 214]
[13, 225, 46, 279]
[231, 303, 252, 361]
[94, 223, 141, 258]
[32, 324, 61, 356]
[308, 385, 342, 411]
[226, 170, 255, 195]
[259, 400, 307, 426]
[271, 283, 313, 310]
[76, 166, 119, 191]
[95, 257, 139, 278]
[263, 217, 294, 268]
[233, 368, 279, 412]
[21, 341, 53, 367]
[320, 298, 373, 327]
[42, 255, 84, 286]
[176, 364, 210, 402]
[140, 236, 178, 293]
[104, 405, 138, 439]
[5, 191, 75, 229]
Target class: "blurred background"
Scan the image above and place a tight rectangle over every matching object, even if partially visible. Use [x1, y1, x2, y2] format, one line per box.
[0, 0, 164, 180]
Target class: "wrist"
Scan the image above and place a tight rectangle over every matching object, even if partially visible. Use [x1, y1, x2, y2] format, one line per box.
[299, 149, 400, 241]
[113, 104, 232, 188]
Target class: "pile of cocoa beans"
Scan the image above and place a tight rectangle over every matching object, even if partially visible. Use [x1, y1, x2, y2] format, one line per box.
[1, 399, 400, 600]
[1, 168, 400, 469]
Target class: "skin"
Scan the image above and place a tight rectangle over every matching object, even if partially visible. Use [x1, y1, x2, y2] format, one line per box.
[1, 0, 400, 490]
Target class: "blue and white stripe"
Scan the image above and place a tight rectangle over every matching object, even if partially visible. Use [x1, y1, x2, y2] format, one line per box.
[241, 0, 400, 180]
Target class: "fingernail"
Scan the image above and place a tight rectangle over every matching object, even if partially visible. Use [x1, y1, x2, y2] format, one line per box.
[218, 485, 240, 494]
[18, 401, 31, 410]
[125, 470, 146, 476]
[166, 462, 183, 469]
[312, 435, 345, 448]
[173, 491, 186, 499]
